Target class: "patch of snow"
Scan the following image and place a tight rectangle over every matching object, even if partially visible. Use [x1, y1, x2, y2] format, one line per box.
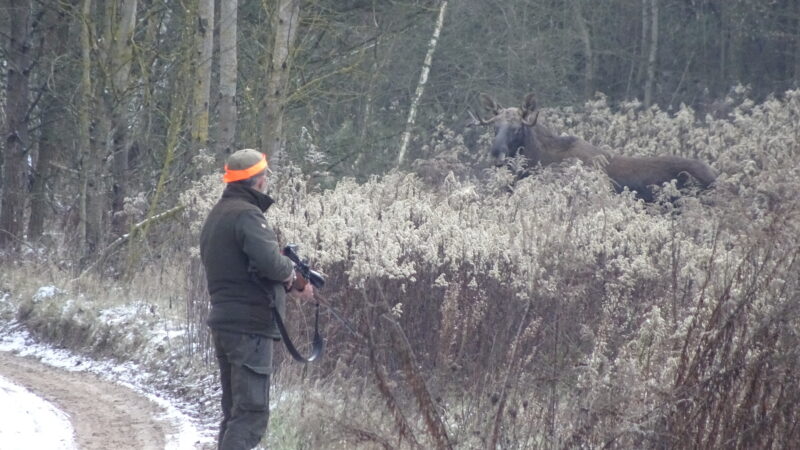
[98, 304, 141, 325]
[32, 285, 65, 302]
[0, 325, 215, 449]
[151, 320, 188, 342]
[0, 375, 77, 450]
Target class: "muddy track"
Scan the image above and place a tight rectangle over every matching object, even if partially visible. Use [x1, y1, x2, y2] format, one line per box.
[0, 350, 174, 450]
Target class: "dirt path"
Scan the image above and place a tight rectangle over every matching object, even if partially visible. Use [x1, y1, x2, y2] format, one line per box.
[0, 350, 175, 450]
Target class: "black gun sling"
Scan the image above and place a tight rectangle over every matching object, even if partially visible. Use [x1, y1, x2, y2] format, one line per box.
[250, 273, 323, 363]
[272, 303, 324, 363]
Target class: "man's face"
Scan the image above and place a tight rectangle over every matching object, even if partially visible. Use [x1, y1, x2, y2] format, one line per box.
[255, 172, 269, 194]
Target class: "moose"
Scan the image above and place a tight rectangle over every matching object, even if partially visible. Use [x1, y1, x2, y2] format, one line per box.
[471, 93, 718, 202]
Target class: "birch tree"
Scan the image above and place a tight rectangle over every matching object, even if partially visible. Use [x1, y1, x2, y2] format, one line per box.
[77, 0, 101, 260]
[262, 0, 300, 163]
[795, 0, 800, 85]
[216, 0, 238, 160]
[573, 0, 594, 100]
[190, 0, 214, 157]
[643, 0, 658, 108]
[0, 0, 32, 248]
[82, 0, 138, 251]
[637, 0, 650, 89]
[396, 0, 448, 167]
[108, 0, 139, 236]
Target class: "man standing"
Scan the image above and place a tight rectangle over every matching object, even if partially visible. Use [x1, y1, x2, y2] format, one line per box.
[200, 148, 313, 449]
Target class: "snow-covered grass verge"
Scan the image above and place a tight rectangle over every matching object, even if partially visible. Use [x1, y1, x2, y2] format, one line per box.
[0, 282, 218, 449]
[0, 324, 212, 449]
[0, 282, 334, 450]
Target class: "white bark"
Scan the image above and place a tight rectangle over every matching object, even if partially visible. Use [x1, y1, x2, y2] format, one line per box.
[109, 0, 139, 235]
[111, 0, 138, 93]
[639, 0, 649, 85]
[217, 0, 238, 159]
[573, 0, 593, 100]
[397, 0, 448, 167]
[796, 0, 800, 84]
[644, 0, 658, 107]
[263, 0, 300, 164]
[191, 0, 214, 151]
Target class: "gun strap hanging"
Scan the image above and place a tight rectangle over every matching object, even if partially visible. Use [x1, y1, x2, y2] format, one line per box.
[251, 272, 324, 363]
[272, 302, 325, 363]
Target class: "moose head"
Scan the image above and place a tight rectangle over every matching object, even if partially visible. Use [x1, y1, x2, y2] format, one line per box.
[471, 93, 540, 167]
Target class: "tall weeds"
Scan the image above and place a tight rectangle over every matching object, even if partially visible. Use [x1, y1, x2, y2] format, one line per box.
[173, 89, 800, 448]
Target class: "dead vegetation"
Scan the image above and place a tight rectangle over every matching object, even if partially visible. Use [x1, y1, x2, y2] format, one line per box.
[2, 91, 799, 449]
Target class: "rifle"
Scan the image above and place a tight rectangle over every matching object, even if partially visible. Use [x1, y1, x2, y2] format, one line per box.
[283, 244, 326, 290]
[283, 247, 361, 338]
[271, 244, 325, 363]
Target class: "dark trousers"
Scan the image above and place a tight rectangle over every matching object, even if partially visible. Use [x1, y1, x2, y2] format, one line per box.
[212, 329, 273, 450]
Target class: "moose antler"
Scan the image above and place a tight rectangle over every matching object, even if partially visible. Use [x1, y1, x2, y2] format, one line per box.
[522, 111, 539, 127]
[467, 108, 497, 127]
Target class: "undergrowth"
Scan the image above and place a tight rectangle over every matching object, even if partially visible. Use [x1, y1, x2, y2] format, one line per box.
[2, 89, 799, 449]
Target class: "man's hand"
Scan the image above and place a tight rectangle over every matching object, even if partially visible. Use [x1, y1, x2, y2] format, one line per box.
[284, 269, 314, 301]
[289, 282, 315, 302]
[283, 270, 297, 292]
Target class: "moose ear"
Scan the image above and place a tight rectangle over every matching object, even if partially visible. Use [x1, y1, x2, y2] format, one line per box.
[480, 93, 501, 115]
[522, 93, 537, 114]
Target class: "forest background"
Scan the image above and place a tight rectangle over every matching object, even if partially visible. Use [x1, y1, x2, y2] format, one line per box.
[1, 0, 799, 448]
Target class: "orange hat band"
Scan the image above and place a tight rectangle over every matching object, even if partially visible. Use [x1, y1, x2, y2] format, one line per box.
[223, 155, 268, 183]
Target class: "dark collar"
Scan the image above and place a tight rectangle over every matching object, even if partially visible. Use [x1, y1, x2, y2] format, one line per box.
[222, 183, 275, 212]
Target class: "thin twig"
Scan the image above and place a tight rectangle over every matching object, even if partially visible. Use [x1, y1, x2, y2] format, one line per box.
[71, 205, 185, 282]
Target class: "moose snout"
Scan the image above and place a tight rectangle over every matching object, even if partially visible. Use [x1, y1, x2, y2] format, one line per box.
[491, 147, 508, 166]
[490, 128, 513, 166]
[490, 136, 509, 166]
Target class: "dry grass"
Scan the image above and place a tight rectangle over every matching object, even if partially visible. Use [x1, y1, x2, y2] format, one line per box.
[3, 89, 799, 449]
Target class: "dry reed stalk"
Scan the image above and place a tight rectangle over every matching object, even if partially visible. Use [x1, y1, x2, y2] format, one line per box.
[363, 285, 422, 449]
[383, 315, 453, 450]
[339, 421, 397, 450]
[487, 299, 533, 450]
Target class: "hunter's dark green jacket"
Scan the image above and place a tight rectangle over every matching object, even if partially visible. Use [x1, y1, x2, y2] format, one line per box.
[200, 183, 294, 339]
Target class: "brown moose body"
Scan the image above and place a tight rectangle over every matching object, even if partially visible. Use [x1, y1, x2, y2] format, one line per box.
[473, 93, 718, 202]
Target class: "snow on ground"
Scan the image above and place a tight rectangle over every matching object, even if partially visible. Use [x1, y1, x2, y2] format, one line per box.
[0, 324, 214, 449]
[0, 375, 77, 450]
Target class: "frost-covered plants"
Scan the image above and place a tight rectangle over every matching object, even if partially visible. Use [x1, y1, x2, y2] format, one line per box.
[3, 87, 793, 447]
[23, 88, 786, 449]
[180, 158, 797, 447]
[212, 91, 800, 448]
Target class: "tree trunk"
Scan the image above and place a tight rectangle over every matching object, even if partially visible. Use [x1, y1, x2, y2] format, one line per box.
[354, 53, 379, 173]
[728, 5, 745, 87]
[637, 0, 650, 87]
[191, 0, 214, 157]
[795, 0, 800, 85]
[124, 15, 191, 278]
[28, 6, 70, 242]
[77, 0, 97, 260]
[573, 0, 594, 100]
[0, 0, 32, 249]
[643, 0, 658, 108]
[216, 0, 238, 161]
[263, 0, 300, 164]
[397, 0, 448, 167]
[718, 3, 726, 89]
[109, 0, 139, 237]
